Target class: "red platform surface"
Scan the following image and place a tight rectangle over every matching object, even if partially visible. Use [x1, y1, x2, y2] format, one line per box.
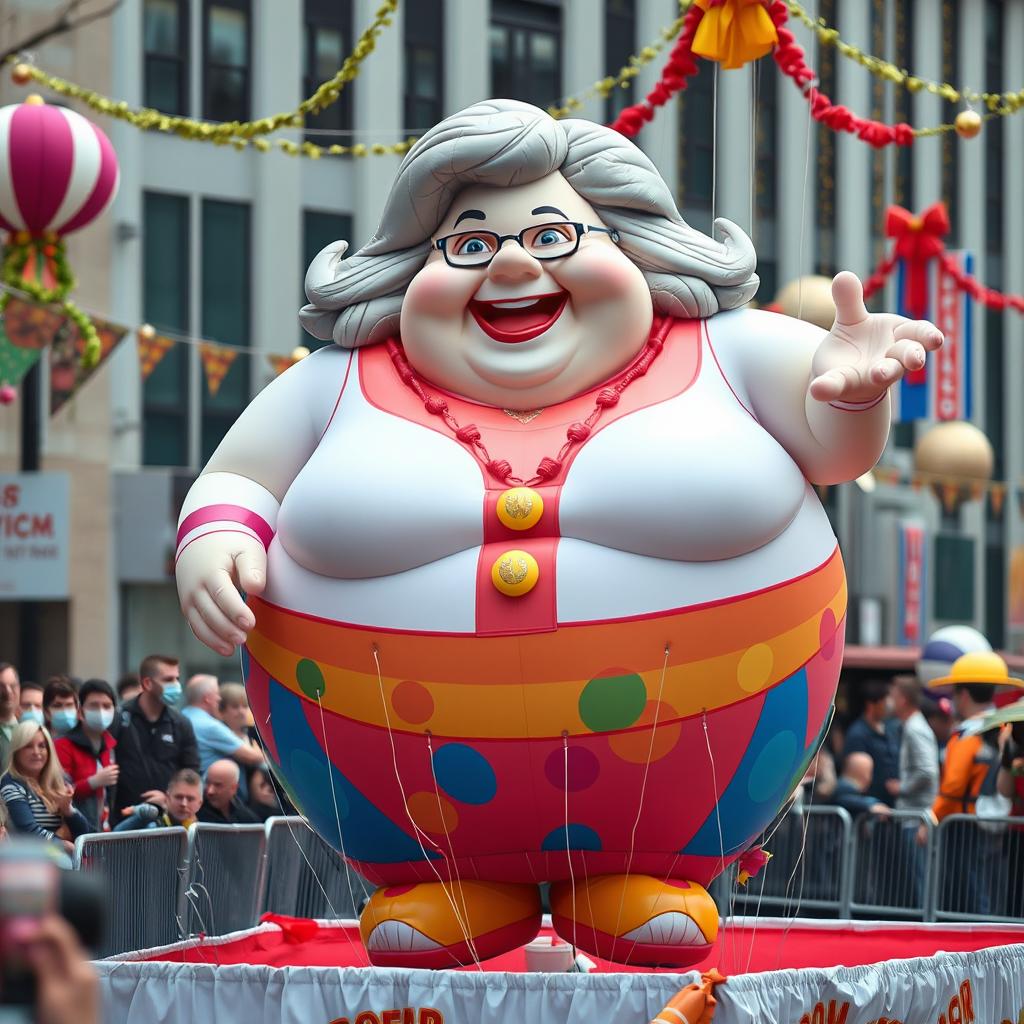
[139, 918, 1024, 975]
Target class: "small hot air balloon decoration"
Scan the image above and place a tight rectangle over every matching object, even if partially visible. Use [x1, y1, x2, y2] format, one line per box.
[0, 95, 119, 367]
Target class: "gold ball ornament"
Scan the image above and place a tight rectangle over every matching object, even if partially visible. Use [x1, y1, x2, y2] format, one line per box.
[138, 323, 156, 341]
[11, 63, 33, 86]
[290, 345, 311, 361]
[954, 109, 982, 139]
[24, 94, 44, 106]
[914, 420, 994, 513]
[772, 275, 836, 332]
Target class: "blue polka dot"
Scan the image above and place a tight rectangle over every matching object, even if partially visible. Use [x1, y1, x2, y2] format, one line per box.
[542, 824, 602, 852]
[432, 743, 497, 805]
[748, 731, 799, 803]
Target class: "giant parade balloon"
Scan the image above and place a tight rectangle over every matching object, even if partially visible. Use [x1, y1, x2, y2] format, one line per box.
[175, 100, 943, 969]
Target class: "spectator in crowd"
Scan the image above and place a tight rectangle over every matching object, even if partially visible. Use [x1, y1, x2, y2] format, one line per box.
[18, 680, 45, 725]
[55, 679, 119, 832]
[998, 717, 1024, 917]
[924, 697, 955, 763]
[843, 679, 901, 806]
[889, 676, 940, 810]
[110, 654, 198, 823]
[0, 795, 8, 839]
[0, 661, 21, 769]
[248, 766, 281, 822]
[219, 682, 261, 799]
[182, 676, 264, 777]
[196, 759, 259, 825]
[833, 752, 892, 820]
[0, 722, 89, 855]
[920, 681, 1000, 914]
[115, 768, 203, 831]
[116, 673, 141, 706]
[43, 678, 80, 737]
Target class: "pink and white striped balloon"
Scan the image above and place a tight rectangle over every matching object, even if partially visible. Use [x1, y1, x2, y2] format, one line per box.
[0, 101, 119, 237]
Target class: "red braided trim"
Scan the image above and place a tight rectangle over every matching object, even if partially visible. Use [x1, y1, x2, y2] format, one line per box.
[861, 253, 900, 301]
[384, 316, 673, 486]
[609, 5, 703, 138]
[768, 1, 914, 149]
[938, 253, 1024, 314]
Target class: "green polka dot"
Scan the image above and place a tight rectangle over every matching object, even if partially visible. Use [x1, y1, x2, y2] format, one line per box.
[578, 672, 647, 732]
[296, 658, 326, 699]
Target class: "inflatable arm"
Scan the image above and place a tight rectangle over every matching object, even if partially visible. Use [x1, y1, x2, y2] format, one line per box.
[712, 273, 941, 485]
[175, 345, 353, 654]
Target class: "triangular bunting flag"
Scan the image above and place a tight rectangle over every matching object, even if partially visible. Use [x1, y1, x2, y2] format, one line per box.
[138, 331, 175, 379]
[200, 342, 238, 396]
[267, 353, 294, 377]
[3, 297, 66, 349]
[0, 327, 42, 387]
[51, 315, 129, 415]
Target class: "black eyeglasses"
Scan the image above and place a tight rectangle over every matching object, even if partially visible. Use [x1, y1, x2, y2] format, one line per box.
[434, 221, 621, 268]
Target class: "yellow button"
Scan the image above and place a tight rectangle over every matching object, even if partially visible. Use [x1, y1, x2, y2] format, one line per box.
[491, 549, 540, 597]
[496, 487, 544, 531]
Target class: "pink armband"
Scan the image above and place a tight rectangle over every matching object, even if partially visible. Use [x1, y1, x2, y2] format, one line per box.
[175, 504, 275, 562]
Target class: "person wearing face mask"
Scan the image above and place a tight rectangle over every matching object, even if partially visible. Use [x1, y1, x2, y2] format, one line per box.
[42, 678, 80, 737]
[18, 680, 45, 726]
[108, 655, 198, 824]
[55, 679, 119, 832]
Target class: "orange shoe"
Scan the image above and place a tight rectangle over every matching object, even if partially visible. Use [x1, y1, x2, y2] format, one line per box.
[549, 874, 718, 967]
[359, 879, 542, 968]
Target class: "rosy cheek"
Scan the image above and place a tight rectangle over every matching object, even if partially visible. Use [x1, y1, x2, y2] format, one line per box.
[553, 248, 643, 300]
[405, 261, 480, 318]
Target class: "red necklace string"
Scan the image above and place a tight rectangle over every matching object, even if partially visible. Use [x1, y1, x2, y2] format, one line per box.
[385, 316, 672, 487]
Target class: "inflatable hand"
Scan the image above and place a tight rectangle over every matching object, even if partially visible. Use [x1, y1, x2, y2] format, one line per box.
[808, 271, 943, 405]
[175, 531, 264, 656]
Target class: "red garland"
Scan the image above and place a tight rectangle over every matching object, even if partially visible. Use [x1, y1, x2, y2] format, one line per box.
[938, 252, 1024, 315]
[766, 1, 914, 149]
[860, 253, 899, 302]
[609, 5, 703, 138]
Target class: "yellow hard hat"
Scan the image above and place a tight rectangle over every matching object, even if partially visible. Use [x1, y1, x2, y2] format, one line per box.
[927, 650, 1024, 689]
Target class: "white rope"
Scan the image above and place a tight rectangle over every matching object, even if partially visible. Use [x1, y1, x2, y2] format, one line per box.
[562, 732, 579, 959]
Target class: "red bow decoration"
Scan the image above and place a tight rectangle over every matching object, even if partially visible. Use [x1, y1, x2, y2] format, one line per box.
[885, 202, 950, 320]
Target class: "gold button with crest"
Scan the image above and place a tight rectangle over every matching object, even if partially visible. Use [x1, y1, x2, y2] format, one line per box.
[496, 487, 544, 531]
[491, 549, 539, 597]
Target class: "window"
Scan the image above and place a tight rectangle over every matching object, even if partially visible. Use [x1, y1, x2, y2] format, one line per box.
[892, 0, 914, 210]
[604, 0, 636, 123]
[868, 0, 886, 276]
[940, 0, 958, 246]
[304, 0, 353, 138]
[200, 200, 250, 463]
[677, 60, 715, 218]
[934, 534, 975, 622]
[405, 0, 444, 132]
[302, 209, 353, 348]
[203, 0, 250, 122]
[815, 0, 837, 275]
[754, 60, 777, 304]
[142, 193, 190, 467]
[144, 0, 189, 115]
[490, 1, 562, 111]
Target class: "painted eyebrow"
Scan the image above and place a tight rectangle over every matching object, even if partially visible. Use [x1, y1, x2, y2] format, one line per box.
[453, 209, 486, 227]
[531, 205, 569, 218]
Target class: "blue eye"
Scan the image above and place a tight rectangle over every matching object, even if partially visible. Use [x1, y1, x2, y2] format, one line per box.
[457, 237, 490, 255]
[537, 229, 563, 246]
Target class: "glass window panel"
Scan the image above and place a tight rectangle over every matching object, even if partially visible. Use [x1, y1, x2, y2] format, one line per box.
[209, 6, 247, 66]
[143, 193, 189, 334]
[144, 0, 180, 55]
[145, 59, 182, 115]
[314, 27, 344, 81]
[934, 534, 975, 621]
[145, 342, 187, 406]
[207, 66, 246, 122]
[143, 410, 188, 467]
[412, 48, 439, 98]
[302, 210, 352, 348]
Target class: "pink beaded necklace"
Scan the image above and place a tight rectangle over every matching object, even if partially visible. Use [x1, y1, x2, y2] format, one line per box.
[385, 315, 671, 487]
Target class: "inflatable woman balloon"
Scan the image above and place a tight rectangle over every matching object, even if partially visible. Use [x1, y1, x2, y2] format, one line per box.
[175, 100, 942, 968]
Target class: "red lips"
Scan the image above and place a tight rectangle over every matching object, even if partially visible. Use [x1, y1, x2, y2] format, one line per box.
[469, 291, 569, 344]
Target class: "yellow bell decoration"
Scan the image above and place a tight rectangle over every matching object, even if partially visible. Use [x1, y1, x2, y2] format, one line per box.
[954, 109, 983, 138]
[491, 550, 540, 597]
[11, 63, 33, 86]
[692, 0, 779, 70]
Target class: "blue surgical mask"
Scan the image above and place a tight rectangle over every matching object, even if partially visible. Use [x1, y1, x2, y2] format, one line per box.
[84, 708, 115, 732]
[160, 682, 183, 708]
[19, 708, 44, 727]
[50, 709, 79, 734]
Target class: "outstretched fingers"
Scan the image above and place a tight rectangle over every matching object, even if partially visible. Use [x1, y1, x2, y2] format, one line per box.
[893, 318, 944, 351]
[809, 364, 860, 402]
[831, 271, 869, 327]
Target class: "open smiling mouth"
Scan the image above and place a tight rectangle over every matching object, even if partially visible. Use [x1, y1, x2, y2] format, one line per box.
[469, 291, 569, 344]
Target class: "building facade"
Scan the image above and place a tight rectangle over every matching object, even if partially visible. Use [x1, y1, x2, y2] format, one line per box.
[1, 0, 1022, 681]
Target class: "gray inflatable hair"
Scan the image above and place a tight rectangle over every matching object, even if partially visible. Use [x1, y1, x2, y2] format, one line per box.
[300, 98, 758, 348]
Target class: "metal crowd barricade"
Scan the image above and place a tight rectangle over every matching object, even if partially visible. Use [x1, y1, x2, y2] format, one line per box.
[717, 805, 853, 919]
[932, 813, 1024, 923]
[183, 823, 267, 937]
[73, 828, 189, 957]
[848, 809, 935, 921]
[261, 816, 363, 919]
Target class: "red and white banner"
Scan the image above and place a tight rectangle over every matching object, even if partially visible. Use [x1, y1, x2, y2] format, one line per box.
[898, 520, 927, 645]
